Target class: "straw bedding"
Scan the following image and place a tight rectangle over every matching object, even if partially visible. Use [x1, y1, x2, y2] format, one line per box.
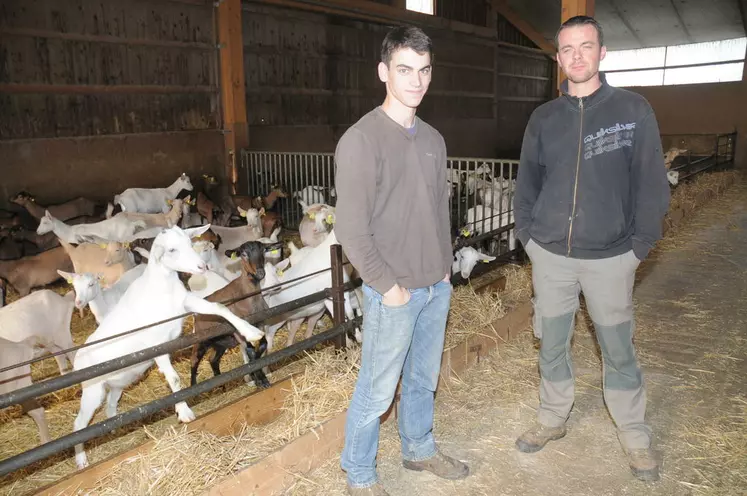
[0, 170, 739, 494]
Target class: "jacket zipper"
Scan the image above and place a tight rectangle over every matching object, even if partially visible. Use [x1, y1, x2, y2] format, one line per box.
[566, 98, 584, 256]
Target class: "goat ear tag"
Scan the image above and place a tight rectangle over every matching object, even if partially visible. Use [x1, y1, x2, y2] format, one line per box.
[276, 269, 284, 277]
[230, 252, 238, 260]
[309, 213, 316, 220]
[98, 243, 107, 249]
[271, 249, 279, 255]
[65, 277, 73, 284]
[460, 228, 471, 237]
[240, 211, 247, 218]
[326, 214, 335, 224]
[166, 199, 172, 205]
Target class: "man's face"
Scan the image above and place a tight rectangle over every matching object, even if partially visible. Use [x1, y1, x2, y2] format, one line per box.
[378, 47, 432, 109]
[556, 24, 606, 84]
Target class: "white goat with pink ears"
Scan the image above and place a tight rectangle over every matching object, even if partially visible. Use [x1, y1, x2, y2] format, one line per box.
[71, 224, 265, 470]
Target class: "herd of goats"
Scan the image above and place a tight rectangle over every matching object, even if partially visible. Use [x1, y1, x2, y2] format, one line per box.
[0, 169, 508, 471]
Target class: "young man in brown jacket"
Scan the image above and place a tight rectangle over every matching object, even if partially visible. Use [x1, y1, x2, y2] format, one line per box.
[334, 26, 469, 495]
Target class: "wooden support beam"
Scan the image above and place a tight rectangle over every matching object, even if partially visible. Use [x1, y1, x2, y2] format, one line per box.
[217, 0, 248, 195]
[557, 0, 596, 92]
[491, 1, 555, 56]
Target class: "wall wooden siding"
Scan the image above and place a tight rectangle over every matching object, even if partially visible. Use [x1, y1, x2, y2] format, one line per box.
[0, 0, 225, 207]
[436, 0, 490, 27]
[244, 1, 552, 158]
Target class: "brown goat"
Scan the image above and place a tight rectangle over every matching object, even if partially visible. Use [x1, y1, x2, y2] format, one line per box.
[190, 240, 270, 388]
[0, 246, 73, 298]
[11, 192, 99, 222]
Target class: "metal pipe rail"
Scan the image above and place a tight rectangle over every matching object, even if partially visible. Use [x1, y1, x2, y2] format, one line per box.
[0, 259, 353, 375]
[0, 317, 362, 478]
[0, 276, 361, 410]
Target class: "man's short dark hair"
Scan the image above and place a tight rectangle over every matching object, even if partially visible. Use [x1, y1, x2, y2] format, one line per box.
[555, 15, 604, 49]
[381, 26, 433, 67]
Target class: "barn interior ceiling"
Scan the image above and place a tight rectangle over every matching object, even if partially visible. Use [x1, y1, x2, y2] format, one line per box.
[505, 0, 747, 50]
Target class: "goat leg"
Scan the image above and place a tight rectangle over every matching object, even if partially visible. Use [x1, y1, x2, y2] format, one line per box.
[183, 293, 264, 342]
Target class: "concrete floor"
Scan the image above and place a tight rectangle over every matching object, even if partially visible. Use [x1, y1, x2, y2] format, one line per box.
[288, 180, 747, 496]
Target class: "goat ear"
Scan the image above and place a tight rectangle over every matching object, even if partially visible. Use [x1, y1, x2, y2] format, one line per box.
[259, 207, 265, 217]
[184, 224, 211, 239]
[150, 244, 164, 263]
[238, 207, 247, 217]
[275, 258, 291, 271]
[57, 270, 74, 284]
[44, 209, 52, 219]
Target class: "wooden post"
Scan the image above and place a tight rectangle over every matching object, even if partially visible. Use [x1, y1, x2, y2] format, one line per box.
[557, 0, 596, 93]
[217, 0, 248, 195]
[329, 244, 347, 350]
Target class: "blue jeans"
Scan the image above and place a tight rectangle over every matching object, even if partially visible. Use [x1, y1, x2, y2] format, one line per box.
[341, 279, 452, 488]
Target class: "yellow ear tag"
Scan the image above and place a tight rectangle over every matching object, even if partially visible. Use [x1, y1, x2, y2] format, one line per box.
[260, 211, 266, 217]
[65, 277, 73, 284]
[460, 228, 471, 237]
[270, 249, 279, 255]
[482, 259, 490, 263]
[240, 211, 247, 218]
[166, 199, 173, 205]
[230, 252, 238, 260]
[123, 242, 130, 249]
[276, 269, 284, 277]
[326, 214, 335, 224]
[308, 213, 316, 220]
[98, 243, 107, 249]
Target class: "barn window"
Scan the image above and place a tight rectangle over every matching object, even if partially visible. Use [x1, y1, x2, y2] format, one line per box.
[600, 37, 746, 87]
[407, 0, 434, 15]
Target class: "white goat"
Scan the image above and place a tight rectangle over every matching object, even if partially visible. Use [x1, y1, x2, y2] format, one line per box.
[71, 224, 264, 469]
[452, 246, 496, 279]
[465, 206, 516, 250]
[37, 210, 146, 245]
[60, 265, 147, 324]
[0, 289, 76, 374]
[476, 178, 515, 212]
[209, 207, 264, 251]
[113, 173, 193, 213]
[260, 230, 360, 351]
[108, 197, 186, 229]
[0, 289, 77, 445]
[667, 170, 679, 186]
[294, 185, 326, 206]
[298, 203, 336, 248]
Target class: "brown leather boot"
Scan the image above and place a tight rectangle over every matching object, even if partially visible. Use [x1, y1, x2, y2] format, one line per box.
[346, 482, 390, 495]
[626, 448, 660, 481]
[402, 450, 469, 480]
[515, 422, 567, 453]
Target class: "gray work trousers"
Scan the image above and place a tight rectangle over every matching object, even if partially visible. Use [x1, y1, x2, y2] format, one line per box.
[525, 239, 652, 450]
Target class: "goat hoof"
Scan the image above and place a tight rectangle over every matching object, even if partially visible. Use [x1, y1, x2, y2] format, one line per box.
[176, 404, 196, 423]
[75, 454, 89, 470]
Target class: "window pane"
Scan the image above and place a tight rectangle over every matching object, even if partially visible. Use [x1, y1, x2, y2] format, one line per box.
[600, 47, 666, 71]
[606, 69, 665, 87]
[665, 38, 747, 66]
[664, 62, 745, 85]
[406, 0, 434, 15]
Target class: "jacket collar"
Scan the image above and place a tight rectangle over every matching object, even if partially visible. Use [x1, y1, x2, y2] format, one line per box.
[560, 71, 613, 109]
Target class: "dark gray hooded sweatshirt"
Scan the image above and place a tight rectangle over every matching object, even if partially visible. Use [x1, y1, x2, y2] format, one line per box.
[514, 72, 671, 261]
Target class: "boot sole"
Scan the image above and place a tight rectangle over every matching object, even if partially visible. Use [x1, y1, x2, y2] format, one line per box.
[515, 430, 567, 453]
[402, 461, 469, 480]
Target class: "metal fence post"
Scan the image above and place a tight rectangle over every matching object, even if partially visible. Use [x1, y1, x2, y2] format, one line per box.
[330, 243, 347, 350]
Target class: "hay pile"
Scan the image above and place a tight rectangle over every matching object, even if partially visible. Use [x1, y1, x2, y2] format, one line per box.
[668, 169, 740, 213]
[444, 263, 533, 349]
[88, 345, 361, 495]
